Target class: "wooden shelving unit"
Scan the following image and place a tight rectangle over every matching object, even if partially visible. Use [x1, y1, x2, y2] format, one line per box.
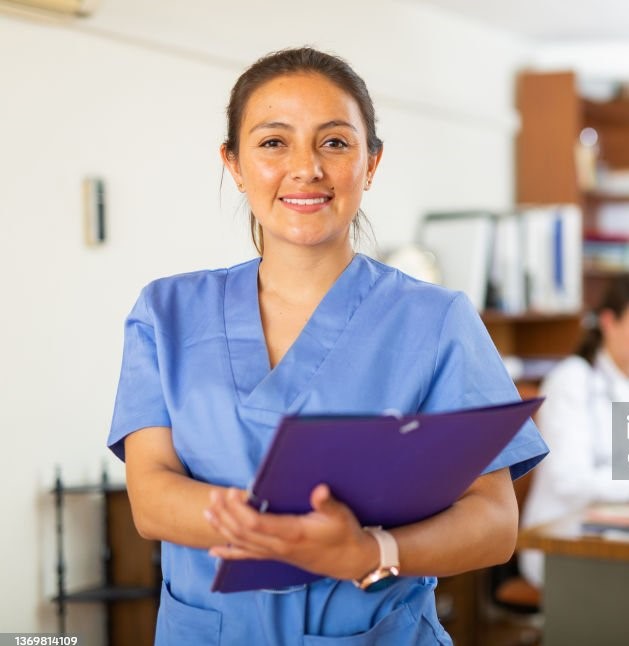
[516, 70, 629, 310]
[481, 310, 582, 358]
[53, 470, 160, 646]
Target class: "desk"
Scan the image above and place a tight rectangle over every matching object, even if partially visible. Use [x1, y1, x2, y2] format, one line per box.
[518, 511, 629, 646]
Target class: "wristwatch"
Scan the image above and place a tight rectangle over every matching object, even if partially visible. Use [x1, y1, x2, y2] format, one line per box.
[353, 527, 400, 592]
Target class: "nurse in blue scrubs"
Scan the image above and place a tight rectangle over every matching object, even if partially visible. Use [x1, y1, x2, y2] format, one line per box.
[108, 47, 548, 645]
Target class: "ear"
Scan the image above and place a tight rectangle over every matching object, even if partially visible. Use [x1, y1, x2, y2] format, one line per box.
[220, 143, 244, 189]
[598, 308, 615, 335]
[364, 145, 384, 189]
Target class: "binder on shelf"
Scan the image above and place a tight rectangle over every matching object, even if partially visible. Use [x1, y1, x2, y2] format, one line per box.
[420, 211, 495, 311]
[522, 205, 582, 313]
[212, 397, 545, 593]
[418, 206, 582, 315]
[489, 213, 525, 313]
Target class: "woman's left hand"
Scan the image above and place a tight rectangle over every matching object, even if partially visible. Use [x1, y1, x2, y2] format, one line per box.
[204, 484, 378, 580]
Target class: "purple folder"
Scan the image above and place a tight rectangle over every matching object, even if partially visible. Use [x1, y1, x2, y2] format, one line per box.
[211, 397, 544, 593]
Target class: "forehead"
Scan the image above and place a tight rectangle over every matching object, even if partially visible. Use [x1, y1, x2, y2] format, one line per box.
[241, 72, 365, 131]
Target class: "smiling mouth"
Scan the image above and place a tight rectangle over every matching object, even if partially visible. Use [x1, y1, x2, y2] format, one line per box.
[280, 196, 331, 206]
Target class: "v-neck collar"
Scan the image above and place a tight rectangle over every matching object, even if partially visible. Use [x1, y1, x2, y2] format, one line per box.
[595, 349, 629, 401]
[223, 253, 381, 413]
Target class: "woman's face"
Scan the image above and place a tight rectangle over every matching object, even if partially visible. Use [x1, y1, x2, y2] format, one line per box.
[602, 306, 629, 375]
[221, 72, 382, 253]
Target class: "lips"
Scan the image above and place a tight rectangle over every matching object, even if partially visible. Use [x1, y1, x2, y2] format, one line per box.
[278, 192, 333, 213]
[281, 196, 330, 206]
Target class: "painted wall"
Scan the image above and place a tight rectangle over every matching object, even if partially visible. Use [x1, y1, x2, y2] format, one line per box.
[531, 40, 629, 83]
[0, 0, 529, 639]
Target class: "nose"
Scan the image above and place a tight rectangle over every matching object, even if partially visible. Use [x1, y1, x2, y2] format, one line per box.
[289, 145, 323, 182]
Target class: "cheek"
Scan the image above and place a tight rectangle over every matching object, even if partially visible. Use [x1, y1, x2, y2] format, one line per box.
[255, 163, 283, 184]
[240, 155, 283, 187]
[335, 160, 367, 195]
[346, 157, 367, 181]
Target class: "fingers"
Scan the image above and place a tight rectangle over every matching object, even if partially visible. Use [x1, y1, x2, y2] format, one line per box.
[210, 543, 264, 560]
[204, 488, 298, 556]
[202, 485, 366, 578]
[208, 488, 254, 538]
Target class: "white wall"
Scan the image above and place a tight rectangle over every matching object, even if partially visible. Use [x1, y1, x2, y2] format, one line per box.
[0, 0, 530, 640]
[531, 40, 629, 80]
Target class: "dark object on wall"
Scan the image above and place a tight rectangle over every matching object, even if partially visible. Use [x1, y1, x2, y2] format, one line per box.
[83, 177, 106, 245]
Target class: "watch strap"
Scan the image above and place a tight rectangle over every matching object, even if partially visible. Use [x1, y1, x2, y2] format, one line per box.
[365, 526, 400, 569]
[353, 527, 400, 591]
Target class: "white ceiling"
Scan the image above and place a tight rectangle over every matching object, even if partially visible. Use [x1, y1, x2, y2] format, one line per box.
[418, 0, 629, 40]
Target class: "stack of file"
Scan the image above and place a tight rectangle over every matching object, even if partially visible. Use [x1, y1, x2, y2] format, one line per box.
[419, 205, 582, 314]
[582, 504, 629, 534]
[583, 231, 629, 271]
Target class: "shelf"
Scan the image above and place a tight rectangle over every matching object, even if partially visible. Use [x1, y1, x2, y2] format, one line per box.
[584, 267, 629, 278]
[51, 482, 126, 495]
[583, 98, 629, 126]
[482, 310, 582, 358]
[481, 310, 582, 324]
[53, 471, 160, 645]
[583, 190, 629, 204]
[54, 584, 159, 604]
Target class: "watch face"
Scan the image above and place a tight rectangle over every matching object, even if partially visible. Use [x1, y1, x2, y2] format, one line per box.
[365, 574, 398, 593]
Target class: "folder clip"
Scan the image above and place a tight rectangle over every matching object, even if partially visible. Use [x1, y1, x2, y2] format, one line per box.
[399, 420, 420, 434]
[247, 486, 269, 513]
[381, 408, 403, 419]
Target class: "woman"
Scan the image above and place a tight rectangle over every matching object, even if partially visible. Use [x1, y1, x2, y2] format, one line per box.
[520, 276, 629, 588]
[108, 47, 547, 645]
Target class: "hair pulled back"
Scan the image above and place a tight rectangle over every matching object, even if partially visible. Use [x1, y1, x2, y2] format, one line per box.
[223, 47, 383, 254]
[577, 275, 629, 364]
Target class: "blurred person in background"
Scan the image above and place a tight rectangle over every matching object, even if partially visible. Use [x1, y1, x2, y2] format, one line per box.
[521, 275, 629, 587]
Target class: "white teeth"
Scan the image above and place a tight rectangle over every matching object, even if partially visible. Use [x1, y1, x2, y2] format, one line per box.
[282, 197, 328, 205]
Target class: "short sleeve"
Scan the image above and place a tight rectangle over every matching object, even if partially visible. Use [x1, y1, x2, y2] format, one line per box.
[421, 292, 548, 480]
[107, 287, 171, 461]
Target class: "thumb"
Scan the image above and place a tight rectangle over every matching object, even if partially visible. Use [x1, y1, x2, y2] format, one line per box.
[310, 484, 338, 514]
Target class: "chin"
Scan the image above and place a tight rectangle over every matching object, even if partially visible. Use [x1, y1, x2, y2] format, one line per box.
[284, 230, 338, 247]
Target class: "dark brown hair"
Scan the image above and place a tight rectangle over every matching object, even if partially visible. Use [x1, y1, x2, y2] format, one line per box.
[223, 47, 383, 254]
[576, 275, 629, 364]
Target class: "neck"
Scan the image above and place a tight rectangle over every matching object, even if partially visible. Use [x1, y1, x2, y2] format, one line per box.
[602, 345, 629, 378]
[258, 240, 355, 306]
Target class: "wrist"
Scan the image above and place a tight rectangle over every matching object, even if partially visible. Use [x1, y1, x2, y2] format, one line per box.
[353, 527, 400, 591]
[353, 529, 380, 580]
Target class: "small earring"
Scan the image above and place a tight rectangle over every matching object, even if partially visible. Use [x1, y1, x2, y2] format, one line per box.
[365, 180, 371, 189]
[237, 183, 244, 192]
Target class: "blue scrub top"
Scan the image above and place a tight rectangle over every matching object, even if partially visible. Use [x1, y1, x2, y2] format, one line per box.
[109, 254, 547, 646]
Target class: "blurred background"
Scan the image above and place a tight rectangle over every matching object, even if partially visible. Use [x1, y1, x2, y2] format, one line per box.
[2, 1, 629, 644]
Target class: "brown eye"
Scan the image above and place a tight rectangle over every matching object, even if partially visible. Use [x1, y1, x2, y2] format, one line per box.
[323, 138, 348, 149]
[261, 139, 284, 148]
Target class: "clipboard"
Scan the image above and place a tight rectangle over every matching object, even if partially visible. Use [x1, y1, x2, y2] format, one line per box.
[212, 397, 544, 593]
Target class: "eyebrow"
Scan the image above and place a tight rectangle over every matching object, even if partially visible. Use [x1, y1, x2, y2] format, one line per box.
[249, 120, 358, 134]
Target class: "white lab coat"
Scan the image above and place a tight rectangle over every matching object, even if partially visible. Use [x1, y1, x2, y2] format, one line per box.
[520, 350, 629, 587]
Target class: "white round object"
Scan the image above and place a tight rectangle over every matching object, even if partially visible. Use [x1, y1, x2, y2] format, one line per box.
[384, 244, 442, 284]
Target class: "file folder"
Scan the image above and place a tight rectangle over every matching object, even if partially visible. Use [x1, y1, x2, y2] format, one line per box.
[212, 397, 544, 593]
